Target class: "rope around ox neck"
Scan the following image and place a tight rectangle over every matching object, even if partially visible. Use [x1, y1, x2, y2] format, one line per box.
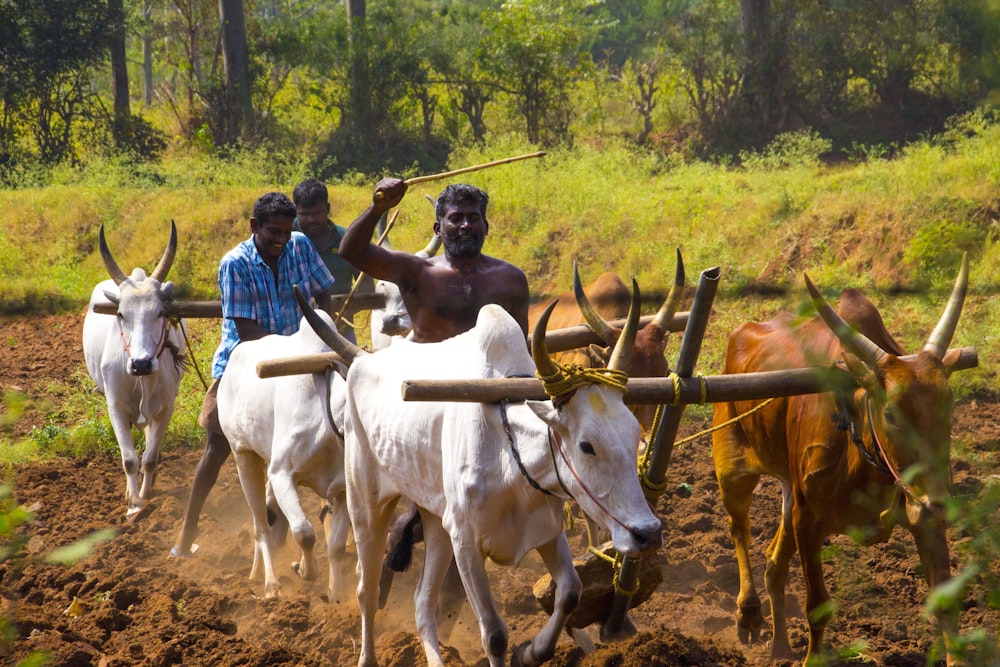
[536, 362, 628, 407]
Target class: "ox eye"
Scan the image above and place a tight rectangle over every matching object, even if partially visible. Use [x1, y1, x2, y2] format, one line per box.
[579, 441, 596, 456]
[883, 408, 899, 429]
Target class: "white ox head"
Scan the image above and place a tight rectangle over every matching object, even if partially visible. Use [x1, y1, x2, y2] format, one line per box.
[99, 221, 180, 376]
[299, 282, 663, 558]
[529, 288, 663, 556]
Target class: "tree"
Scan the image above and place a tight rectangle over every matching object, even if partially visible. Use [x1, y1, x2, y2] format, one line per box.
[109, 0, 130, 145]
[480, 0, 599, 144]
[218, 0, 254, 143]
[345, 0, 375, 151]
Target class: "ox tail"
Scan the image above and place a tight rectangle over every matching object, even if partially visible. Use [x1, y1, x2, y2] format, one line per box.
[386, 508, 422, 573]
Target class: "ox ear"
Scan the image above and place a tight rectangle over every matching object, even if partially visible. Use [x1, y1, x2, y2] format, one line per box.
[586, 344, 610, 367]
[102, 288, 121, 306]
[524, 399, 560, 425]
[940, 347, 964, 378]
[160, 281, 176, 299]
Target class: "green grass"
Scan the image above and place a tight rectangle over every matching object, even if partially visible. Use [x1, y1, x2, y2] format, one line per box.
[1, 119, 999, 463]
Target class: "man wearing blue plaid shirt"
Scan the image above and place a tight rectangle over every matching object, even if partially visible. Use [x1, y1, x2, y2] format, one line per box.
[171, 191, 336, 558]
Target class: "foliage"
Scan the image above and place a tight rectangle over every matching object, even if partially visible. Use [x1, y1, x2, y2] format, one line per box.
[738, 129, 834, 170]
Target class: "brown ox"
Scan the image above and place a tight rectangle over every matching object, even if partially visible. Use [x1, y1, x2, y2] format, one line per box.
[527, 250, 685, 433]
[711, 258, 968, 664]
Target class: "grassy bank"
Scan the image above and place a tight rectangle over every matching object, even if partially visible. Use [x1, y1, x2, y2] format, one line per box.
[1, 122, 998, 461]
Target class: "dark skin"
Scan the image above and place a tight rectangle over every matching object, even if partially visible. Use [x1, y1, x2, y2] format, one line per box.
[170, 212, 332, 557]
[339, 178, 529, 343]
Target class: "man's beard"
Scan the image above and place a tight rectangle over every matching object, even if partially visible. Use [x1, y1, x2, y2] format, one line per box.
[443, 235, 483, 258]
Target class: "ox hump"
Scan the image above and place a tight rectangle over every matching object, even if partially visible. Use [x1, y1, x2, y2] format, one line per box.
[475, 305, 534, 378]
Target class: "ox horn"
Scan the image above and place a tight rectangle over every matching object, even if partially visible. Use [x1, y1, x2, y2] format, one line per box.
[150, 220, 178, 283]
[805, 274, 888, 368]
[531, 300, 560, 379]
[418, 195, 443, 257]
[650, 248, 685, 330]
[98, 224, 130, 286]
[574, 261, 618, 346]
[607, 279, 640, 372]
[923, 252, 969, 359]
[293, 285, 365, 364]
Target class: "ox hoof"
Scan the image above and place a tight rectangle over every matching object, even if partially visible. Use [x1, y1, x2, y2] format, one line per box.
[736, 624, 761, 645]
[125, 504, 154, 525]
[169, 543, 199, 558]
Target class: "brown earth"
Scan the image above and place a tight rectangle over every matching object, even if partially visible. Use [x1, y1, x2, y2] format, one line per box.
[1, 313, 999, 667]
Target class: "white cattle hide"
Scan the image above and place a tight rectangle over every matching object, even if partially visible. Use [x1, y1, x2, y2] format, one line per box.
[82, 223, 185, 517]
[343, 304, 663, 667]
[217, 311, 351, 601]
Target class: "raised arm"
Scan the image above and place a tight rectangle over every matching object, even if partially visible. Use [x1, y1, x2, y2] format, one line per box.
[340, 178, 427, 287]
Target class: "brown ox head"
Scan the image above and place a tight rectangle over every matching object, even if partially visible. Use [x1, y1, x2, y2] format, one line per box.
[574, 249, 686, 431]
[805, 254, 968, 595]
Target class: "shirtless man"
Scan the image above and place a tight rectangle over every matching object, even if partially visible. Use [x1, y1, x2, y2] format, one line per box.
[339, 177, 530, 618]
[339, 178, 529, 343]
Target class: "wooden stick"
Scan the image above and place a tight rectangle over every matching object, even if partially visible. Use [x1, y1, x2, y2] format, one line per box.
[332, 209, 400, 327]
[398, 347, 978, 404]
[256, 352, 347, 379]
[90, 292, 387, 318]
[375, 151, 546, 199]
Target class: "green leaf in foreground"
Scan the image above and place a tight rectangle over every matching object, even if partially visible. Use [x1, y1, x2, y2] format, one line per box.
[43, 528, 118, 566]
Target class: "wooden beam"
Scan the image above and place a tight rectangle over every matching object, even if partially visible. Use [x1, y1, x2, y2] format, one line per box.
[398, 347, 978, 404]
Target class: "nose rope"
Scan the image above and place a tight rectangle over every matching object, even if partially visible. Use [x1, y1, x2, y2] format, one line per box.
[117, 316, 171, 366]
[547, 427, 645, 536]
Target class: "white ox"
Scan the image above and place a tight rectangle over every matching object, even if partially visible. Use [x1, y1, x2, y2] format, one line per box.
[369, 197, 441, 349]
[82, 222, 186, 516]
[302, 287, 663, 667]
[217, 308, 352, 601]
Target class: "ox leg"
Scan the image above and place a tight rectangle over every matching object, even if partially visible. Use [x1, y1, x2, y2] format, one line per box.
[269, 469, 318, 583]
[233, 449, 281, 598]
[266, 482, 289, 551]
[763, 480, 797, 660]
[513, 534, 581, 667]
[907, 512, 959, 665]
[139, 417, 167, 502]
[717, 469, 764, 646]
[450, 532, 507, 667]
[412, 512, 454, 667]
[353, 495, 398, 667]
[108, 409, 143, 516]
[794, 508, 832, 664]
[322, 490, 352, 603]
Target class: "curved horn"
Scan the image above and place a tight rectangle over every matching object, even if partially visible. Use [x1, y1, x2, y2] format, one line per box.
[607, 278, 640, 372]
[293, 285, 365, 364]
[98, 224, 129, 285]
[418, 195, 443, 257]
[574, 261, 618, 346]
[805, 274, 888, 368]
[923, 252, 968, 358]
[416, 233, 442, 259]
[531, 300, 560, 379]
[150, 220, 178, 283]
[650, 248, 685, 329]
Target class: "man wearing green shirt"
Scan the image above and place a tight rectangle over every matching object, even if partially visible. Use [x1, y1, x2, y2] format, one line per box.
[293, 178, 373, 342]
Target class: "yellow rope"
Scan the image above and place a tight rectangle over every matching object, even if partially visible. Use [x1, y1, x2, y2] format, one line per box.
[586, 545, 640, 596]
[536, 362, 628, 399]
[674, 396, 778, 449]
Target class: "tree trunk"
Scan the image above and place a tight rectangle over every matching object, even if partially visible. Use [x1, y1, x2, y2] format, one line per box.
[108, 0, 130, 147]
[142, 3, 153, 105]
[218, 0, 254, 142]
[345, 0, 374, 148]
[739, 0, 790, 141]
